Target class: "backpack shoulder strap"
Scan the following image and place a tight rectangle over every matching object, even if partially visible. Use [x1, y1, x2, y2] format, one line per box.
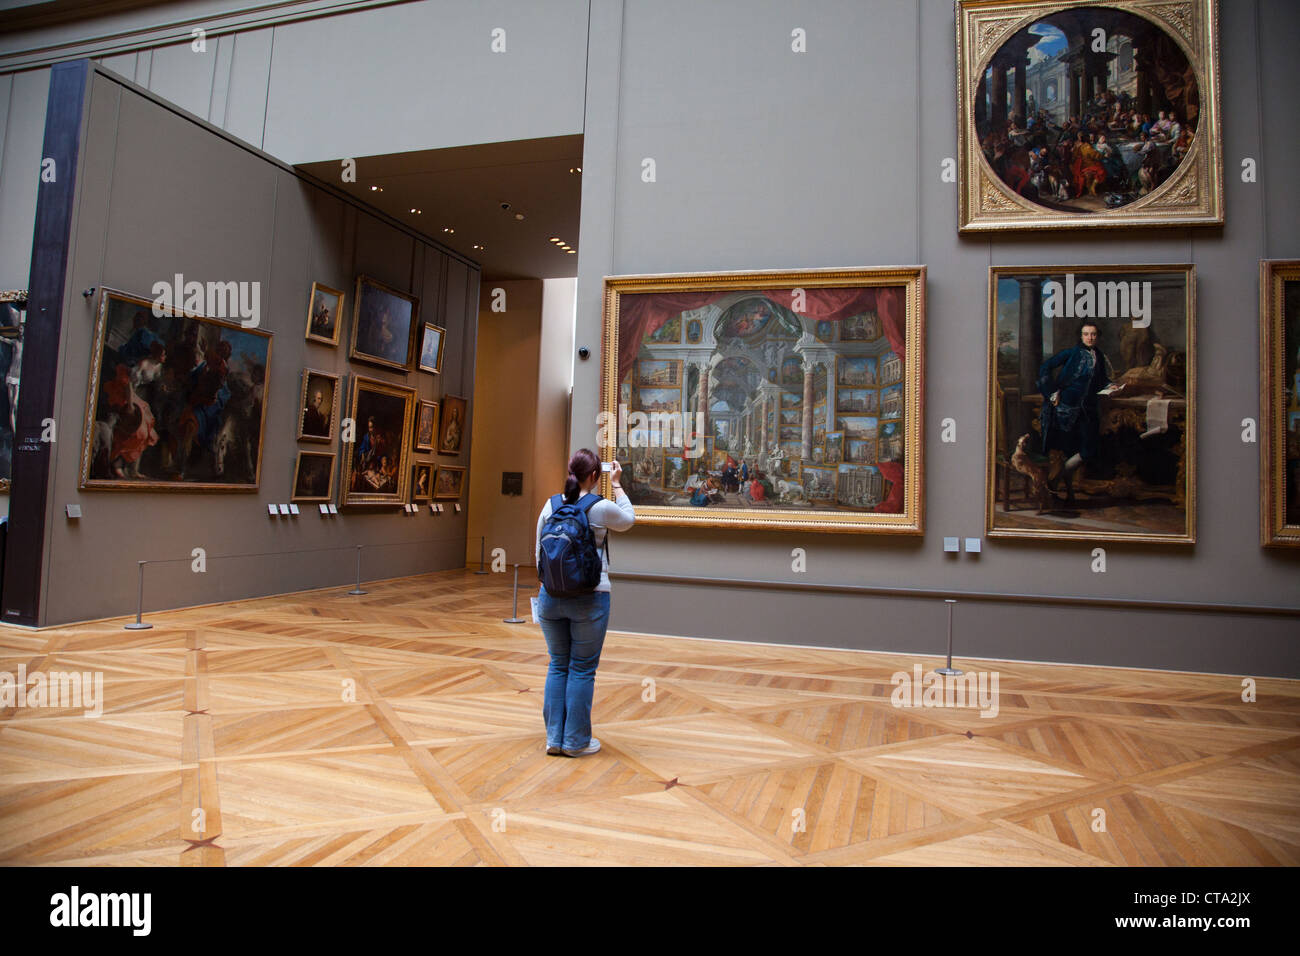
[577, 493, 602, 513]
[549, 493, 564, 512]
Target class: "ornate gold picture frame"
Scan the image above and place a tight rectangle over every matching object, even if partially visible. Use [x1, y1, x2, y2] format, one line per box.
[985, 263, 1196, 544]
[305, 281, 344, 346]
[956, 0, 1223, 232]
[79, 288, 272, 491]
[339, 374, 415, 507]
[291, 450, 336, 503]
[1260, 260, 1300, 547]
[599, 267, 926, 534]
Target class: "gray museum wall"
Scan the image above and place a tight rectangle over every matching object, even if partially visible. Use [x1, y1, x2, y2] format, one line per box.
[573, 0, 1300, 676]
[36, 67, 480, 625]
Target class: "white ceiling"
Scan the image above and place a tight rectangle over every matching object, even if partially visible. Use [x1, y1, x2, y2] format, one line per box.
[298, 134, 583, 282]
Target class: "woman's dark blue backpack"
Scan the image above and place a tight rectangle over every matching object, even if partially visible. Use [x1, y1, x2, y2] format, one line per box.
[538, 493, 608, 597]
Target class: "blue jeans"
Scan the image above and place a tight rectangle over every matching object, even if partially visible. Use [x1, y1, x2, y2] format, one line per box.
[537, 587, 611, 751]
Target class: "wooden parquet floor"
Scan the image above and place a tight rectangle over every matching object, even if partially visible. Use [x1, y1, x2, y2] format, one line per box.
[0, 569, 1296, 866]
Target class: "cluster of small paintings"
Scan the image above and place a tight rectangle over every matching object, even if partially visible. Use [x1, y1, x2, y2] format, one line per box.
[295, 275, 465, 508]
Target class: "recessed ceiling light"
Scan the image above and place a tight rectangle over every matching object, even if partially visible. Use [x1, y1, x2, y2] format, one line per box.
[409, 208, 422, 214]
[370, 185, 384, 192]
[443, 227, 455, 234]
[549, 237, 561, 243]
[565, 249, 576, 254]
[472, 243, 485, 251]
[513, 213, 525, 221]
[570, 167, 581, 174]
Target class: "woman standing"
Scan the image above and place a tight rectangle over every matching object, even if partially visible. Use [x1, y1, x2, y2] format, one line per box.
[535, 448, 635, 756]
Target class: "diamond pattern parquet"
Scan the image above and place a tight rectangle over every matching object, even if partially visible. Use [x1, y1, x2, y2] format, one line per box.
[0, 568, 1295, 866]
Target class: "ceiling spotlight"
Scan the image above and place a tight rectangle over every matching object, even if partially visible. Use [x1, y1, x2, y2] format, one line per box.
[513, 212, 525, 221]
[409, 208, 422, 214]
[472, 243, 485, 251]
[569, 167, 582, 174]
[565, 249, 576, 254]
[369, 185, 384, 192]
[549, 237, 561, 243]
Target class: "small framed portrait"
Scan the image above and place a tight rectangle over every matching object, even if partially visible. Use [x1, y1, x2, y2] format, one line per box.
[305, 282, 344, 346]
[413, 399, 438, 452]
[350, 275, 418, 372]
[297, 368, 340, 443]
[438, 394, 468, 455]
[432, 464, 466, 500]
[291, 450, 336, 503]
[418, 323, 446, 374]
[411, 462, 433, 502]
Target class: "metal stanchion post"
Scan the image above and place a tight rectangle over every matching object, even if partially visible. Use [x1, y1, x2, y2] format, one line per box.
[124, 560, 153, 630]
[504, 563, 525, 623]
[475, 535, 488, 574]
[348, 545, 368, 596]
[934, 598, 963, 676]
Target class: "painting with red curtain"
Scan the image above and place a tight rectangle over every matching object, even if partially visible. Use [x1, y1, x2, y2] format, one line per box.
[601, 268, 924, 533]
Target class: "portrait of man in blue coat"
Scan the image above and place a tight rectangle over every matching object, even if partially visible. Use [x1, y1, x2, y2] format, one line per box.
[1036, 321, 1123, 502]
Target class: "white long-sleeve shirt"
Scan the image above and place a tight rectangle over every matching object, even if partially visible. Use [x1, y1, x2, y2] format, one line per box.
[535, 491, 635, 592]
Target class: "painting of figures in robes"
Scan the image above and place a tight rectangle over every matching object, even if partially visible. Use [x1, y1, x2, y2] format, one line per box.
[956, 0, 1222, 231]
[80, 288, 272, 490]
[600, 267, 925, 533]
[986, 264, 1195, 543]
